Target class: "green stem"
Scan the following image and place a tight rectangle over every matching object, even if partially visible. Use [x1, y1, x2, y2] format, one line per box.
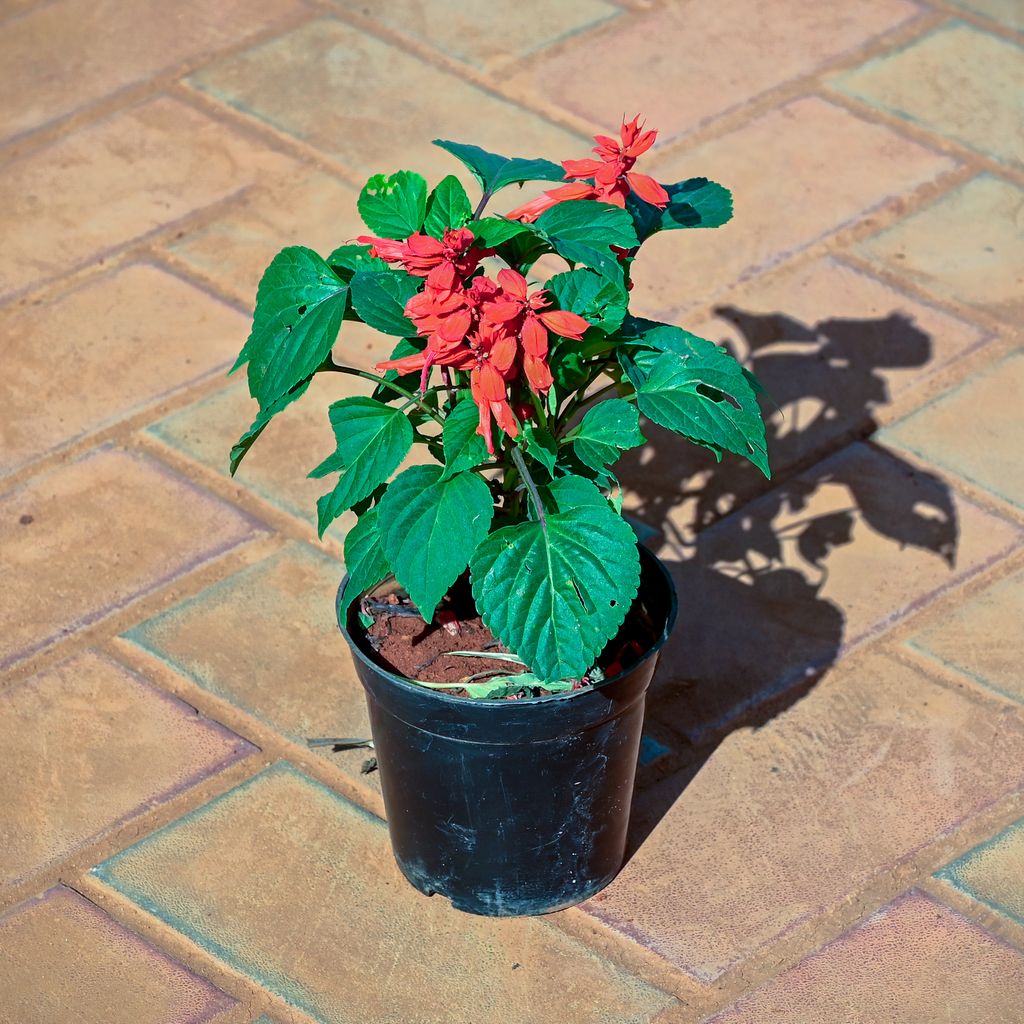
[510, 446, 547, 530]
[473, 188, 493, 219]
[321, 360, 445, 426]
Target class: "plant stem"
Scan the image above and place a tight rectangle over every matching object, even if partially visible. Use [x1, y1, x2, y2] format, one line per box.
[320, 359, 445, 426]
[473, 188, 493, 219]
[510, 446, 547, 530]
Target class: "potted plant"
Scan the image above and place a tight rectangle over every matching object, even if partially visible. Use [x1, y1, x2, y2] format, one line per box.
[228, 116, 769, 916]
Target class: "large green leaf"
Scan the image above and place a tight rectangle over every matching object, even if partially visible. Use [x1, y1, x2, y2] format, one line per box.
[625, 324, 769, 476]
[377, 465, 494, 623]
[433, 139, 565, 196]
[546, 267, 628, 334]
[312, 398, 414, 536]
[441, 398, 488, 481]
[357, 171, 428, 239]
[339, 506, 391, 616]
[229, 376, 311, 476]
[470, 476, 640, 681]
[235, 247, 348, 410]
[628, 177, 733, 242]
[424, 175, 472, 238]
[572, 399, 645, 472]
[349, 270, 420, 336]
[535, 201, 637, 279]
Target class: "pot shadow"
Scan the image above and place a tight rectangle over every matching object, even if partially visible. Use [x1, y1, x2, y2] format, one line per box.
[617, 306, 960, 861]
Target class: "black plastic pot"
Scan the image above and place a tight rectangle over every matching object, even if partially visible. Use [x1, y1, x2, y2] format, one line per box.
[336, 546, 678, 917]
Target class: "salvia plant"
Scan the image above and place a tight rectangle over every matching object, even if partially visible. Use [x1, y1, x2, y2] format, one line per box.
[229, 116, 770, 689]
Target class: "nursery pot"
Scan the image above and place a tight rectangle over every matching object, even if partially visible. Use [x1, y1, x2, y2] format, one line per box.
[336, 546, 678, 917]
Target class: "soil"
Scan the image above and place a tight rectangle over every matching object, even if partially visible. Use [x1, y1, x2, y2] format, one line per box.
[359, 573, 659, 698]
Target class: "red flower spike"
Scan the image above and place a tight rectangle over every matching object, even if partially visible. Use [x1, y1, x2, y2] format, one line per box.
[507, 114, 669, 221]
[356, 227, 490, 282]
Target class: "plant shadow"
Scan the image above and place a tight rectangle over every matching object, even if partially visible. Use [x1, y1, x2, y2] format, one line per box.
[617, 305, 960, 861]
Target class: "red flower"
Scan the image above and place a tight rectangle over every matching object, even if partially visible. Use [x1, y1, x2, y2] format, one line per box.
[506, 115, 669, 222]
[480, 269, 589, 395]
[357, 227, 490, 289]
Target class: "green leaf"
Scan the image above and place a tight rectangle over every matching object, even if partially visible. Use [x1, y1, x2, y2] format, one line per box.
[313, 398, 414, 536]
[349, 270, 420, 336]
[627, 326, 769, 476]
[546, 267, 628, 334]
[441, 398, 488, 481]
[573, 399, 645, 472]
[229, 376, 312, 476]
[340, 506, 391, 615]
[535, 201, 637, 279]
[467, 216, 536, 247]
[522, 423, 558, 475]
[628, 178, 733, 242]
[236, 246, 348, 409]
[326, 244, 388, 278]
[433, 140, 565, 196]
[424, 175, 472, 238]
[357, 171, 428, 239]
[470, 476, 640, 681]
[377, 465, 494, 623]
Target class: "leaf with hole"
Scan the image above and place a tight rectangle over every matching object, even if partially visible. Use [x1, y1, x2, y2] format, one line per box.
[572, 399, 645, 472]
[312, 398, 414, 536]
[470, 476, 640, 681]
[357, 171, 428, 239]
[377, 465, 494, 623]
[235, 247, 349, 410]
[623, 324, 769, 476]
[349, 270, 420, 336]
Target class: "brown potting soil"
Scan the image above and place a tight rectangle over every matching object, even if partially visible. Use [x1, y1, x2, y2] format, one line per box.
[360, 575, 659, 698]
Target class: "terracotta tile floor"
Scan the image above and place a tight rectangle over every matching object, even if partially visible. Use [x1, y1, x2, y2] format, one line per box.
[2, 2, 1022, 1021]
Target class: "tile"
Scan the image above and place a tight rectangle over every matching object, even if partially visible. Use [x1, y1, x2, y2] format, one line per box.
[187, 17, 588, 181]
[94, 763, 674, 1024]
[333, 0, 619, 69]
[0, 264, 248, 476]
[0, 650, 252, 888]
[510, 0, 918, 141]
[166, 169, 362, 305]
[124, 544, 368, 762]
[937, 817, 1024, 925]
[626, 98, 955, 320]
[641, 442, 1021, 742]
[856, 175, 1024, 321]
[909, 568, 1024, 703]
[835, 23, 1024, 167]
[620, 255, 988, 499]
[146, 372, 412, 528]
[585, 653, 1024, 982]
[0, 446, 263, 669]
[0, 885, 235, 1024]
[0, 96, 294, 299]
[705, 892, 1024, 1022]
[882, 349, 1024, 509]
[0, 0, 299, 140]
[953, 0, 1024, 30]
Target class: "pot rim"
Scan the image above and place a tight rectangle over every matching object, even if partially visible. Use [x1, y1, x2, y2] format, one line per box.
[336, 543, 678, 709]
